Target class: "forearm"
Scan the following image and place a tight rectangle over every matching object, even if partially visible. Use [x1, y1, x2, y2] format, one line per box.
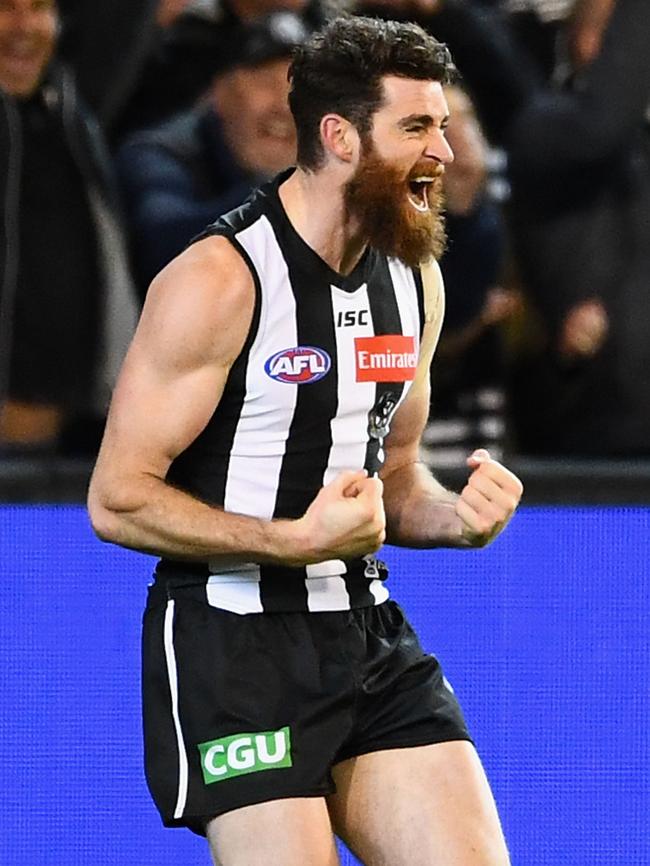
[382, 461, 470, 549]
[88, 472, 306, 565]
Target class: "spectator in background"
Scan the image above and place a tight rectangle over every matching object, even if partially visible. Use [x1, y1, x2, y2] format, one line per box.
[499, 0, 577, 80]
[423, 84, 520, 467]
[0, 0, 138, 454]
[117, 11, 309, 297]
[56, 0, 196, 136]
[111, 0, 329, 141]
[507, 0, 650, 456]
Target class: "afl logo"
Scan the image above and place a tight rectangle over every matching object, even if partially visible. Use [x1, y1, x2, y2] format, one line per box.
[265, 346, 331, 384]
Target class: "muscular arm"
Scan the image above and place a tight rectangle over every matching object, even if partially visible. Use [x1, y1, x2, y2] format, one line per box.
[380, 262, 523, 549]
[88, 237, 385, 565]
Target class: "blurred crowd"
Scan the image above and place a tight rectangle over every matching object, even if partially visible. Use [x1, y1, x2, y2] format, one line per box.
[1, 0, 649, 465]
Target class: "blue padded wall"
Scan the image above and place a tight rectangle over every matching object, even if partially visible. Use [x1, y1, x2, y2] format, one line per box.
[1, 506, 648, 865]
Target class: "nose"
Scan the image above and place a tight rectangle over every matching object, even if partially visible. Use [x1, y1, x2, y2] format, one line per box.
[425, 128, 454, 166]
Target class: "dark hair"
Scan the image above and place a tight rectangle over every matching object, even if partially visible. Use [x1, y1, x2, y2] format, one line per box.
[288, 16, 455, 169]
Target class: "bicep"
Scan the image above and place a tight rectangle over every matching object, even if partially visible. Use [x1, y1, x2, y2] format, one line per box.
[93, 240, 254, 487]
[98, 340, 228, 483]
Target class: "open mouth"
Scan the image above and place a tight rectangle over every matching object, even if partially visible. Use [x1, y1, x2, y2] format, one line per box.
[407, 177, 434, 213]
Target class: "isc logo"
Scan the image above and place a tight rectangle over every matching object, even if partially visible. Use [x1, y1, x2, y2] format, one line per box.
[264, 346, 331, 384]
[336, 309, 369, 328]
[198, 727, 293, 785]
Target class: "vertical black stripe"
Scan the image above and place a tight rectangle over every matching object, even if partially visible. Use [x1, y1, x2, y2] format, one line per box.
[363, 257, 406, 475]
[413, 267, 426, 338]
[349, 258, 406, 608]
[257, 565, 307, 612]
[269, 269, 339, 518]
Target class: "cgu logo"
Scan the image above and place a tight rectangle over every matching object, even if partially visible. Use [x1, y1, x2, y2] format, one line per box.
[198, 727, 292, 785]
[264, 346, 331, 384]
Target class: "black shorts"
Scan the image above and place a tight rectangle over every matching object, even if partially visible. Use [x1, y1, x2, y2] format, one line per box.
[142, 580, 471, 834]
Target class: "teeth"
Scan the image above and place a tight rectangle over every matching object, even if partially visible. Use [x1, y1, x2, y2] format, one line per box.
[411, 176, 434, 183]
[407, 190, 430, 213]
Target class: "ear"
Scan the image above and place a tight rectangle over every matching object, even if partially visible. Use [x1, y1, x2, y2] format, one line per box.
[319, 114, 359, 164]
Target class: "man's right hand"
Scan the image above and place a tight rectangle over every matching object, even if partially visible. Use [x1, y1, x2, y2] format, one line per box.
[293, 470, 386, 563]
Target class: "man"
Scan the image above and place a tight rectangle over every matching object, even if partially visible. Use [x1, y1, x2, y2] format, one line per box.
[507, 0, 650, 456]
[110, 0, 329, 140]
[0, 0, 137, 452]
[117, 10, 309, 296]
[88, 16, 523, 865]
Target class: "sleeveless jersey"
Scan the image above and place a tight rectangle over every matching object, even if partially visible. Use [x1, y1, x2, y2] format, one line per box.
[158, 170, 426, 613]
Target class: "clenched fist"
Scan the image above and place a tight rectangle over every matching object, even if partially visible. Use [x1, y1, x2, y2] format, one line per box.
[455, 449, 523, 547]
[295, 469, 386, 563]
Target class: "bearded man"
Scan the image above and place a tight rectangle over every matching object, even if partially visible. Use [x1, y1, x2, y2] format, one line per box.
[88, 16, 522, 866]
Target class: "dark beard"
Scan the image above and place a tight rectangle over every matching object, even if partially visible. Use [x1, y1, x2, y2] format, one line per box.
[343, 143, 447, 269]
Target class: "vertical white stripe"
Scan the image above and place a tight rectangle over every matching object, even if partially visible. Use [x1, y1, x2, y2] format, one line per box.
[310, 283, 378, 612]
[387, 259, 422, 404]
[163, 600, 189, 820]
[224, 216, 299, 519]
[323, 283, 376, 487]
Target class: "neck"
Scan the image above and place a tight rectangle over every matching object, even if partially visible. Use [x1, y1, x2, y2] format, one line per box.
[278, 167, 367, 276]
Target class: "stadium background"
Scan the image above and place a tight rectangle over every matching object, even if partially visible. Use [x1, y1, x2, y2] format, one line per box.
[2, 499, 649, 865]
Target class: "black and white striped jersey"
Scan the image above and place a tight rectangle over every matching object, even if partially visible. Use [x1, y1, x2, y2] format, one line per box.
[158, 170, 426, 613]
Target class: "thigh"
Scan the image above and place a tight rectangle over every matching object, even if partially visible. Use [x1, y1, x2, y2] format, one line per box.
[206, 796, 341, 866]
[327, 741, 510, 866]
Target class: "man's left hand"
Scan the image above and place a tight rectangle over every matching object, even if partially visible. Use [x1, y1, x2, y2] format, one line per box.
[455, 449, 523, 547]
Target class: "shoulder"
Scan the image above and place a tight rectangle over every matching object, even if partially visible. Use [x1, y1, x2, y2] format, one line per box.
[197, 183, 271, 244]
[138, 235, 256, 369]
[150, 233, 254, 308]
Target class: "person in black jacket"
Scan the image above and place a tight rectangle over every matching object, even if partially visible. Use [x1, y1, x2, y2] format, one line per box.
[507, 0, 650, 456]
[108, 0, 329, 143]
[117, 10, 311, 297]
[0, 0, 138, 453]
[56, 0, 195, 138]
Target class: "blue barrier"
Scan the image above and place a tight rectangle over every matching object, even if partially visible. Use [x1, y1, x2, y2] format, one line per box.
[2, 505, 649, 865]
